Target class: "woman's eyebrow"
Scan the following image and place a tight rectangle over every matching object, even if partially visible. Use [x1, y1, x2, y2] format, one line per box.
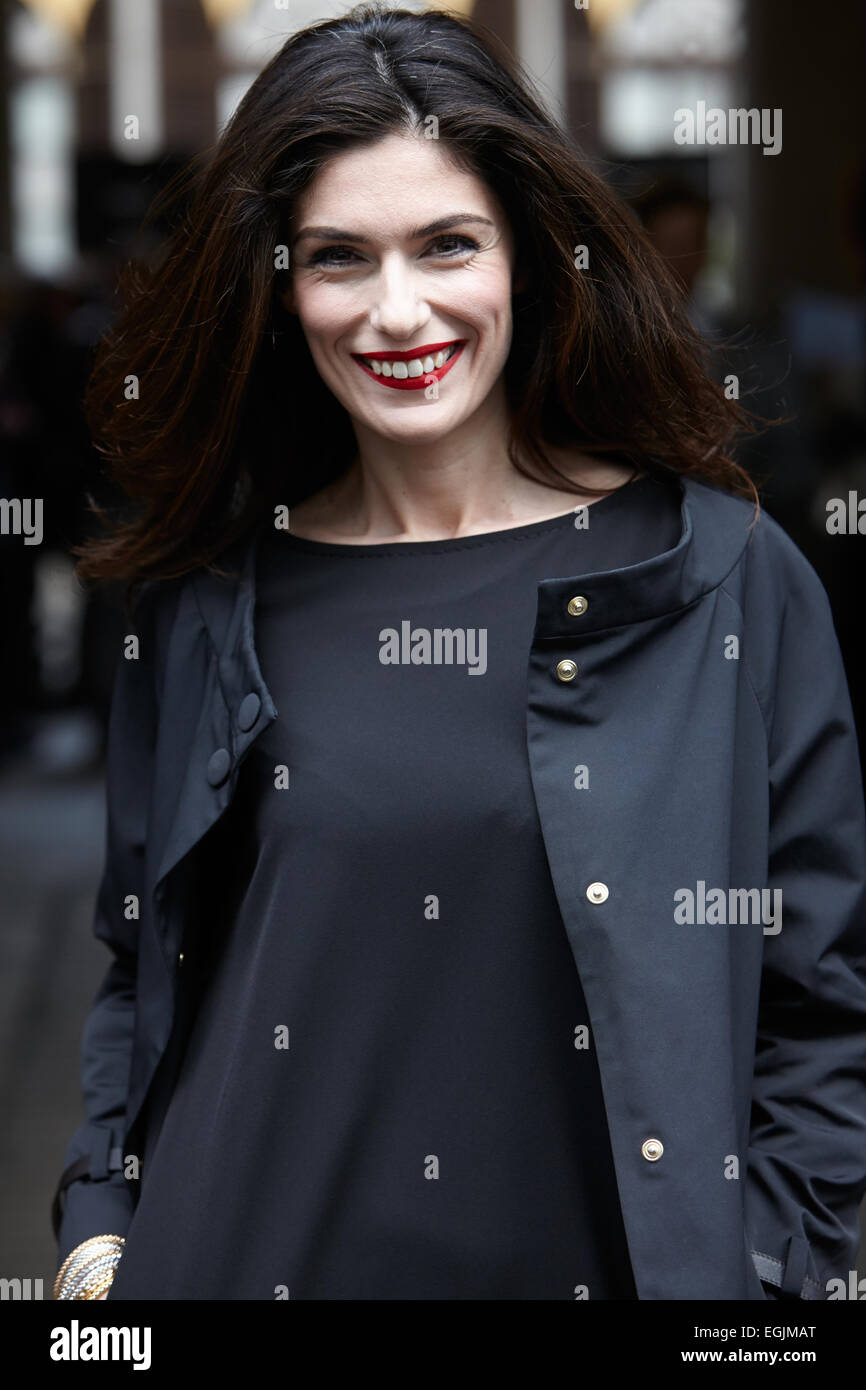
[292, 213, 495, 244]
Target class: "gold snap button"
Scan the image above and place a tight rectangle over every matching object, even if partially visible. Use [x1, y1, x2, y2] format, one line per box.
[641, 1138, 663, 1161]
[567, 595, 588, 616]
[178, 953, 184, 964]
[586, 882, 609, 903]
[555, 659, 578, 681]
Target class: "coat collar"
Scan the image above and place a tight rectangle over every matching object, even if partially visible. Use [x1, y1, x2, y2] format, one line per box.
[191, 471, 757, 656]
[533, 471, 756, 638]
[153, 473, 754, 896]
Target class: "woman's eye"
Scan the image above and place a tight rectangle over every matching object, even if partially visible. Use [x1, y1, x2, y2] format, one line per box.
[308, 234, 479, 268]
[309, 245, 358, 267]
[427, 234, 480, 256]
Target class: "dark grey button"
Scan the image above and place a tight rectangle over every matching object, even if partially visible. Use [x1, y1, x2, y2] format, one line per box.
[207, 748, 231, 786]
[238, 692, 261, 731]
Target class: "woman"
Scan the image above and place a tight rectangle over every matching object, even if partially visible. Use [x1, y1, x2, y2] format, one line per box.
[51, 4, 866, 1301]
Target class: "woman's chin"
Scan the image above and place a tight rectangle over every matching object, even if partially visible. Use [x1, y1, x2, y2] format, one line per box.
[348, 405, 468, 445]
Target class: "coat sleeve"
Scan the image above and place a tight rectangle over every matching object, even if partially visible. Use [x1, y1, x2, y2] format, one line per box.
[743, 526, 866, 1300]
[52, 580, 162, 1267]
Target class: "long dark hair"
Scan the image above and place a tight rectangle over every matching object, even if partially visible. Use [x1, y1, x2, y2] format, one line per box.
[74, 1, 765, 598]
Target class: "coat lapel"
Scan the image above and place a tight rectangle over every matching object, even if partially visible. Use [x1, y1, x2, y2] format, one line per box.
[151, 516, 278, 897]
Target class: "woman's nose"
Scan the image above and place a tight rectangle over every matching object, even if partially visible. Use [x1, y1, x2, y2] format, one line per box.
[368, 255, 431, 339]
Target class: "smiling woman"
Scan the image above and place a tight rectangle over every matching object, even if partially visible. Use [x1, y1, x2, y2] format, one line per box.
[285, 155, 507, 423]
[71, 1, 763, 585]
[277, 129, 532, 533]
[53, 1, 866, 1308]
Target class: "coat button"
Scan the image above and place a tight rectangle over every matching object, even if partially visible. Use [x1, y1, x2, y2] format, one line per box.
[586, 881, 609, 903]
[555, 659, 578, 681]
[642, 1138, 664, 1161]
[567, 595, 588, 616]
[238, 692, 261, 731]
[207, 748, 231, 786]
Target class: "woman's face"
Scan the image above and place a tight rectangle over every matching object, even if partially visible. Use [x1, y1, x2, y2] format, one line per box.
[283, 131, 517, 446]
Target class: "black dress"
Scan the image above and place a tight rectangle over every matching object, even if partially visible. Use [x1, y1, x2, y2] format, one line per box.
[107, 468, 684, 1300]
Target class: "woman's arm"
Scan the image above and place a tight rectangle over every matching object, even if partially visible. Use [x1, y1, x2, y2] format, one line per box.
[742, 535, 866, 1299]
[51, 581, 161, 1284]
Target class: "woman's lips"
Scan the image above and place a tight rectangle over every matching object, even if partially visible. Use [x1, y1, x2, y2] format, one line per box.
[351, 340, 466, 391]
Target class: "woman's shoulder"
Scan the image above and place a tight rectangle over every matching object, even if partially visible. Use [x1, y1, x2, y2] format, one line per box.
[127, 573, 185, 636]
[731, 488, 830, 601]
[683, 472, 810, 563]
[669, 471, 835, 629]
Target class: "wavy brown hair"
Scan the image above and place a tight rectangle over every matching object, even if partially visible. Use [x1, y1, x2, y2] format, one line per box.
[74, 1, 766, 600]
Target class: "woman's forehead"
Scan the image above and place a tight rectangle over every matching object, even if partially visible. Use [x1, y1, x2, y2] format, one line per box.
[291, 133, 494, 218]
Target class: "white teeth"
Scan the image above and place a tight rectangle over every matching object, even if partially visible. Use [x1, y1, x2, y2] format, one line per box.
[358, 343, 461, 377]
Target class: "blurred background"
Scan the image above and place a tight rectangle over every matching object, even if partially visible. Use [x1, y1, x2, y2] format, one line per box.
[1, 0, 864, 1292]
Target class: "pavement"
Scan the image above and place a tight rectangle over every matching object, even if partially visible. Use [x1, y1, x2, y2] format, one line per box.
[0, 712, 109, 1296]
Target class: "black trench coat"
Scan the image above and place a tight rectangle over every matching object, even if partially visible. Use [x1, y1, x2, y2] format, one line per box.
[52, 473, 866, 1300]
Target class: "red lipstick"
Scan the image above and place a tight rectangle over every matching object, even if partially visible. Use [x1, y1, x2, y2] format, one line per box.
[351, 340, 466, 391]
[353, 340, 460, 362]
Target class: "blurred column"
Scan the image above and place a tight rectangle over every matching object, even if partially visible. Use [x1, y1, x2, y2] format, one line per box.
[472, 0, 515, 58]
[7, 7, 77, 275]
[162, 0, 217, 150]
[514, 0, 567, 125]
[743, 0, 866, 315]
[0, 0, 11, 259]
[107, 0, 161, 160]
[564, 0, 600, 157]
